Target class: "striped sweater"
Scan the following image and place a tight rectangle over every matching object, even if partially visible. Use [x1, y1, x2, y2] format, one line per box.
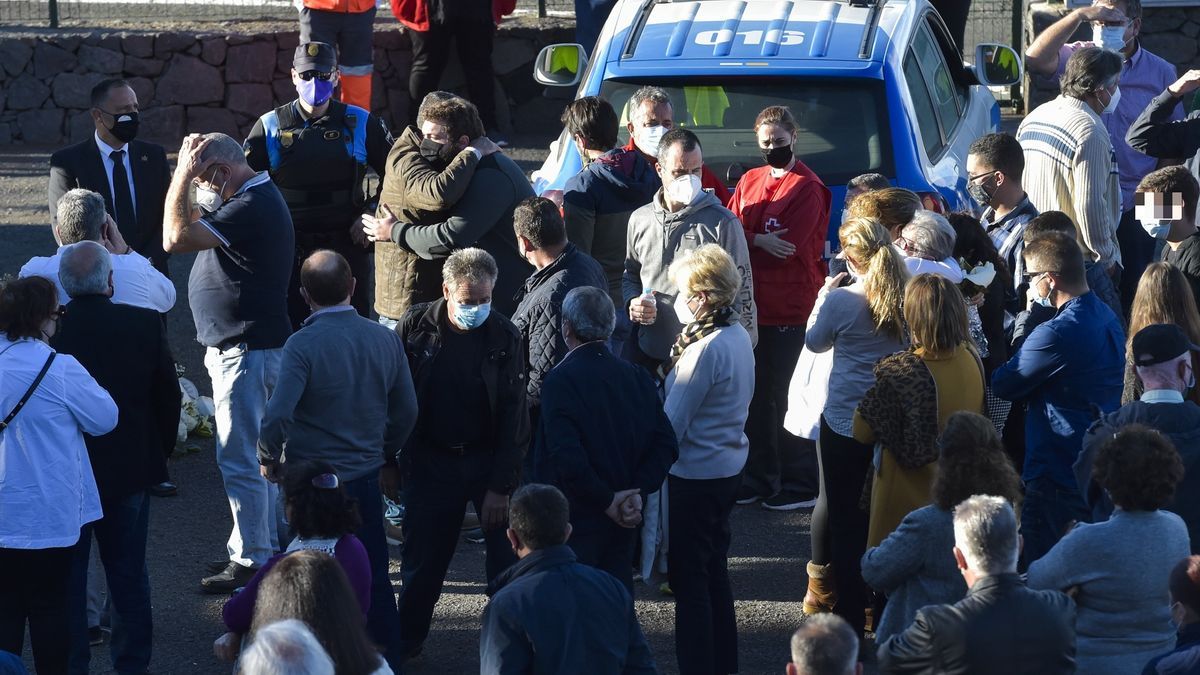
[1017, 95, 1122, 266]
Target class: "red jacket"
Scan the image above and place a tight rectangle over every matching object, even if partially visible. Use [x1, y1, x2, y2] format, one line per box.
[621, 137, 732, 207]
[390, 0, 515, 30]
[729, 160, 830, 326]
[304, 0, 375, 11]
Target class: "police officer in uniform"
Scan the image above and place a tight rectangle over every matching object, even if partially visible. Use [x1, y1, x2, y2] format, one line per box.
[244, 42, 392, 329]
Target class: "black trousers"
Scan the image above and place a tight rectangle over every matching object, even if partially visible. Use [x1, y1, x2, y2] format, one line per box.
[0, 545, 74, 675]
[811, 417, 872, 635]
[1117, 207, 1154, 317]
[668, 473, 740, 675]
[408, 21, 498, 131]
[568, 521, 636, 594]
[743, 325, 819, 499]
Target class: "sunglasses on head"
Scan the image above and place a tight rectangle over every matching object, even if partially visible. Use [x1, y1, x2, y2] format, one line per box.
[298, 71, 334, 81]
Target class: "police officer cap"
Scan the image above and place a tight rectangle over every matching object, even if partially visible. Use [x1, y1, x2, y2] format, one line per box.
[294, 42, 336, 73]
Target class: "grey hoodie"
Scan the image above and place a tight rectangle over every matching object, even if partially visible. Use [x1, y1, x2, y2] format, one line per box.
[622, 189, 757, 361]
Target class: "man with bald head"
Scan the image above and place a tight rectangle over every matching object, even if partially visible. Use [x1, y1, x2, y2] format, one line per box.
[164, 132, 296, 592]
[257, 249, 418, 668]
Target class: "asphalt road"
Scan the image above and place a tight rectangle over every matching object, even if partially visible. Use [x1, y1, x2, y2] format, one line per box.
[0, 139, 817, 675]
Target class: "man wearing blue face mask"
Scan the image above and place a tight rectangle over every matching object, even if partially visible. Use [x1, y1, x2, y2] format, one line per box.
[244, 42, 393, 330]
[393, 247, 527, 664]
[1138, 167, 1200, 306]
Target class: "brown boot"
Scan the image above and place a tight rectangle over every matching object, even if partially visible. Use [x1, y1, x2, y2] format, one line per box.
[803, 561, 836, 614]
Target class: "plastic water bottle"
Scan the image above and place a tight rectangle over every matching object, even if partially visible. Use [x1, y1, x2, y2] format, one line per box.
[638, 287, 655, 324]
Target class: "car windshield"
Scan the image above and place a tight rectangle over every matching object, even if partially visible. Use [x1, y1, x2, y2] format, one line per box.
[599, 77, 893, 187]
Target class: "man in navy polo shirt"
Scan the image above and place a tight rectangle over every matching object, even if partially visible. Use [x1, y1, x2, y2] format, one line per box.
[162, 133, 295, 592]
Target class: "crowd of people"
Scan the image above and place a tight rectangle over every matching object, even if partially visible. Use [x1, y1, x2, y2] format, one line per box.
[6, 0, 1200, 670]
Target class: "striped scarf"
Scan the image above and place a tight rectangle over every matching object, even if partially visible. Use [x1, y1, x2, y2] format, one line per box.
[657, 306, 736, 381]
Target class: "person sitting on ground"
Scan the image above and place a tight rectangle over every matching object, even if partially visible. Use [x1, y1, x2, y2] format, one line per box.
[877, 495, 1077, 674]
[786, 613, 862, 675]
[238, 619, 335, 675]
[215, 461, 371, 661]
[248, 550, 389, 675]
[1077, 324, 1200, 550]
[854, 274, 984, 549]
[1122, 263, 1200, 405]
[1030, 425, 1189, 674]
[861, 411, 1022, 645]
[1138, 166, 1200, 305]
[479, 483, 655, 674]
[893, 211, 965, 283]
[1143, 555, 1200, 675]
[1021, 210, 1123, 327]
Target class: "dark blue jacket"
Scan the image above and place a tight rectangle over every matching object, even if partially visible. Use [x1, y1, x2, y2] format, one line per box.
[511, 243, 607, 407]
[1143, 623, 1200, 675]
[992, 291, 1124, 489]
[531, 342, 677, 534]
[480, 545, 656, 674]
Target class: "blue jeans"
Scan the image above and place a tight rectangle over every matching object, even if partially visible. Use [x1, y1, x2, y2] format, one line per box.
[341, 474, 404, 670]
[1020, 476, 1091, 569]
[205, 345, 284, 567]
[67, 491, 152, 675]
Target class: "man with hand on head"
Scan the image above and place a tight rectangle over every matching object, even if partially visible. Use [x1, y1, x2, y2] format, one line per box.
[1128, 69, 1200, 187]
[163, 132, 294, 593]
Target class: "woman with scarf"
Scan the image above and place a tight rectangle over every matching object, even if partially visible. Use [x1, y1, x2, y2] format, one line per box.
[728, 105, 831, 511]
[660, 244, 755, 675]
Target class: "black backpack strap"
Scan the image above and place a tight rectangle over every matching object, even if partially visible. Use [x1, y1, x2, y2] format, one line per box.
[0, 351, 56, 432]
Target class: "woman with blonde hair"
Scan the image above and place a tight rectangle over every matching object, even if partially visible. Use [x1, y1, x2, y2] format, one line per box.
[802, 217, 909, 634]
[1124, 262, 1200, 405]
[854, 274, 985, 548]
[660, 243, 755, 675]
[847, 187, 922, 238]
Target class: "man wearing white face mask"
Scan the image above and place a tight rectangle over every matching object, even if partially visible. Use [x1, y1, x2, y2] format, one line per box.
[393, 247, 526, 663]
[622, 128, 757, 374]
[621, 86, 732, 206]
[1026, 0, 1184, 311]
[1138, 166, 1200, 304]
[1019, 48, 1125, 282]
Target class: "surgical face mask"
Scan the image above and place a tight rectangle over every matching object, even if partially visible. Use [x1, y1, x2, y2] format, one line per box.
[665, 174, 702, 207]
[1033, 277, 1054, 308]
[453, 301, 491, 330]
[968, 178, 996, 208]
[194, 167, 229, 213]
[100, 110, 139, 144]
[1093, 23, 1129, 52]
[419, 137, 456, 166]
[297, 77, 334, 107]
[634, 124, 667, 158]
[762, 145, 793, 170]
[1100, 85, 1122, 115]
[1141, 218, 1172, 240]
[673, 294, 697, 324]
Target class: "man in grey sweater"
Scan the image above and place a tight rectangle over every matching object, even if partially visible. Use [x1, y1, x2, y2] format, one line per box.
[257, 249, 418, 672]
[622, 128, 756, 371]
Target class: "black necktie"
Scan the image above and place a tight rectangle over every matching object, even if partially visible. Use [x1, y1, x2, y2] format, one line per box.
[109, 149, 136, 241]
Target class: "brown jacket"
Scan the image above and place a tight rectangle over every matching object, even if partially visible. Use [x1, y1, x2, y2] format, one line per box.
[374, 126, 479, 319]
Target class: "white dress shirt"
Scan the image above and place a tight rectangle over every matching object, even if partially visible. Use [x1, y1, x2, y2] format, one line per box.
[0, 336, 117, 549]
[95, 131, 137, 217]
[19, 248, 176, 312]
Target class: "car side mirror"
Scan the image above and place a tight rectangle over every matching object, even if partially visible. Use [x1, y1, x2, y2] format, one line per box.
[973, 43, 1022, 87]
[533, 44, 588, 87]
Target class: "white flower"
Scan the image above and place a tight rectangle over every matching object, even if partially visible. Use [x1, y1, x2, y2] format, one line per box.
[962, 260, 996, 288]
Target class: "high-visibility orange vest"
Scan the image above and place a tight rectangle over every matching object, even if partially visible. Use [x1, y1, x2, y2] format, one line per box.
[303, 0, 376, 12]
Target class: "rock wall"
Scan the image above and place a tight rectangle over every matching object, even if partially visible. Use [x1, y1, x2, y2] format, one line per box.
[0, 20, 573, 146]
[1024, 4, 1200, 113]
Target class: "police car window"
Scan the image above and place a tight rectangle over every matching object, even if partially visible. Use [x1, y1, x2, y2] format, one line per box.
[601, 78, 893, 186]
[911, 22, 961, 140]
[903, 51, 944, 158]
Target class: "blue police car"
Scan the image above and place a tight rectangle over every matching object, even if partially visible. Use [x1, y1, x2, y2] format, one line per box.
[531, 0, 1022, 241]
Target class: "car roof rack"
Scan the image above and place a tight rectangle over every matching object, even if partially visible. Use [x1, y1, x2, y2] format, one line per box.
[856, 0, 885, 59]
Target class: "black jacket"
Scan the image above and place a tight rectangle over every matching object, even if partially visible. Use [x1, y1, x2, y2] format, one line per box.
[877, 573, 1076, 675]
[1126, 89, 1200, 187]
[511, 243, 607, 406]
[51, 295, 181, 502]
[531, 342, 678, 534]
[49, 137, 171, 270]
[480, 545, 656, 674]
[1164, 232, 1200, 314]
[397, 298, 529, 494]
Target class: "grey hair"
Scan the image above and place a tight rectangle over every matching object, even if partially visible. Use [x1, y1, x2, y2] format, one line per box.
[198, 133, 248, 168]
[1061, 46, 1123, 99]
[789, 614, 859, 675]
[562, 287, 616, 342]
[902, 210, 957, 261]
[58, 241, 112, 298]
[56, 188, 107, 245]
[628, 86, 671, 123]
[239, 619, 334, 675]
[953, 495, 1019, 576]
[442, 247, 498, 292]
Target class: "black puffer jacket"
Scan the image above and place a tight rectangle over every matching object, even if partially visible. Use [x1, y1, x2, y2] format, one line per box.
[511, 243, 607, 406]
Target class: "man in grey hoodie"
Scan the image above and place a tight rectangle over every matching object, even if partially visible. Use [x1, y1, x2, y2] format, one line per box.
[622, 128, 757, 372]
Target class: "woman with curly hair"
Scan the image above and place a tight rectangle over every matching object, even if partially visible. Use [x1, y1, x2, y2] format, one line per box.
[861, 411, 1021, 644]
[1028, 425, 1190, 674]
[1124, 262, 1200, 405]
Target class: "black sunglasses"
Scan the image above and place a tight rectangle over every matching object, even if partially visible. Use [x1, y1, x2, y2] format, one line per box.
[298, 71, 334, 81]
[1022, 270, 1059, 284]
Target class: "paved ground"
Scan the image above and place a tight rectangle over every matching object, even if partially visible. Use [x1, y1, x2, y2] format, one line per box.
[1, 140, 816, 674]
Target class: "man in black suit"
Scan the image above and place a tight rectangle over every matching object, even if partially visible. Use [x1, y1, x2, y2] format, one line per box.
[530, 285, 677, 591]
[50, 241, 181, 675]
[49, 78, 171, 273]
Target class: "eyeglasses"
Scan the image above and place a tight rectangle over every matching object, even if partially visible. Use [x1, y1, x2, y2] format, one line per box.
[967, 171, 996, 183]
[311, 473, 339, 489]
[1022, 270, 1059, 284]
[298, 71, 334, 81]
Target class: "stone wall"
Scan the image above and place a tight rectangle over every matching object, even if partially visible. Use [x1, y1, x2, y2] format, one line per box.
[1024, 4, 1200, 113]
[0, 19, 573, 146]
